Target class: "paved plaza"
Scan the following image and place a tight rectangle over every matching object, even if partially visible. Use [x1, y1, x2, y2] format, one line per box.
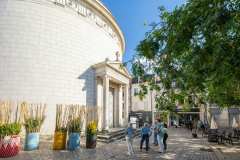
[4, 128, 240, 160]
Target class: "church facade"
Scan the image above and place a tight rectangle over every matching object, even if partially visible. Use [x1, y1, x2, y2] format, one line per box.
[0, 0, 130, 134]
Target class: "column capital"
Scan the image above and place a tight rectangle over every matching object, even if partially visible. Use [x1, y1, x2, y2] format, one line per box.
[103, 74, 110, 79]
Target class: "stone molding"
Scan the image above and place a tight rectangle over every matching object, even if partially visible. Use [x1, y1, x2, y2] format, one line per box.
[53, 0, 125, 54]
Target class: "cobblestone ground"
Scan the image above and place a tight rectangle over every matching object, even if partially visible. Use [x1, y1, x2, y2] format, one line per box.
[3, 128, 224, 160]
[210, 139, 240, 160]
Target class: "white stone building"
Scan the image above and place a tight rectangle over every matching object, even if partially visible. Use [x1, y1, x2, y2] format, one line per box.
[131, 83, 156, 112]
[0, 0, 131, 134]
[131, 76, 160, 113]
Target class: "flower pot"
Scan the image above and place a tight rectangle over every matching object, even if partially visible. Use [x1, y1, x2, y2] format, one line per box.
[0, 135, 20, 158]
[68, 133, 80, 151]
[86, 134, 97, 149]
[53, 131, 67, 150]
[24, 132, 40, 151]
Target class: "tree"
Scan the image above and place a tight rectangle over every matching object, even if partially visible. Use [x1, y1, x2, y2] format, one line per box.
[132, 0, 240, 110]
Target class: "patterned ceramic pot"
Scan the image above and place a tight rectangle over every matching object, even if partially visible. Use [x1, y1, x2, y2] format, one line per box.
[24, 132, 40, 151]
[68, 132, 80, 151]
[0, 135, 20, 158]
[86, 134, 97, 149]
[53, 131, 67, 150]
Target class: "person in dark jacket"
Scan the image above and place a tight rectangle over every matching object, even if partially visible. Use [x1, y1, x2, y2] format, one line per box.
[140, 123, 151, 152]
[162, 123, 168, 152]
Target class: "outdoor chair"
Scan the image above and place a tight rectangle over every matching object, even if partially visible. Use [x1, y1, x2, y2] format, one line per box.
[237, 129, 240, 139]
[233, 129, 240, 140]
[208, 129, 218, 142]
[224, 132, 233, 145]
[217, 130, 226, 144]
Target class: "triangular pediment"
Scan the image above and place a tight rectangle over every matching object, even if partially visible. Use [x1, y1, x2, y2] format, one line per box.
[92, 60, 131, 79]
[108, 62, 131, 77]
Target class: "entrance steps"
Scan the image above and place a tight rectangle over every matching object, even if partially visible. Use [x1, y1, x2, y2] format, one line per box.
[97, 128, 140, 143]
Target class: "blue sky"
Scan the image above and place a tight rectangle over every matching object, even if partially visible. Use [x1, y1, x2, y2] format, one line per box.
[102, 0, 186, 69]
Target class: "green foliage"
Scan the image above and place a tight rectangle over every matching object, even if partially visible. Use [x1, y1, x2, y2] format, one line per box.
[132, 0, 240, 109]
[68, 118, 82, 133]
[24, 118, 45, 133]
[158, 112, 169, 124]
[0, 123, 21, 139]
[86, 121, 98, 136]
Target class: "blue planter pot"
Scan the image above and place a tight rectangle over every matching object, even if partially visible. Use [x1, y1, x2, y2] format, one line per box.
[68, 133, 80, 151]
[24, 132, 40, 151]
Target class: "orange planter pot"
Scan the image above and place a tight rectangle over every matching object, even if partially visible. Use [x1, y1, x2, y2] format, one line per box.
[0, 135, 20, 158]
[53, 132, 67, 150]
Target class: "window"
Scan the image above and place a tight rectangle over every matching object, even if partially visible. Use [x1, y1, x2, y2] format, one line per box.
[134, 88, 139, 96]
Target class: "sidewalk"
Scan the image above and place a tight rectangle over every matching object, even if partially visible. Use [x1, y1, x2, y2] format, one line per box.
[3, 128, 233, 160]
[209, 139, 240, 160]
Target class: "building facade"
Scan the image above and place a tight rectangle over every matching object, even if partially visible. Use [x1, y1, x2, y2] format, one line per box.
[200, 105, 240, 129]
[0, 0, 130, 134]
[130, 79, 157, 126]
[131, 83, 156, 112]
[131, 79, 200, 127]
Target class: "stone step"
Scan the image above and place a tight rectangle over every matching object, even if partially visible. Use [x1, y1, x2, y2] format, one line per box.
[97, 128, 141, 143]
[98, 129, 126, 140]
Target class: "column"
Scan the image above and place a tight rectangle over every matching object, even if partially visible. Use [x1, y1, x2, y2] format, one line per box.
[124, 84, 129, 126]
[118, 85, 123, 126]
[96, 78, 103, 131]
[114, 87, 118, 127]
[103, 75, 109, 130]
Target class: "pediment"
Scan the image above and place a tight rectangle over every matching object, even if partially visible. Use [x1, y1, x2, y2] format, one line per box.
[92, 60, 131, 79]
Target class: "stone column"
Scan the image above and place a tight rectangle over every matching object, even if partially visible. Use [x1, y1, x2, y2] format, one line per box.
[124, 84, 129, 126]
[118, 85, 123, 126]
[114, 87, 118, 127]
[103, 75, 109, 130]
[96, 78, 103, 131]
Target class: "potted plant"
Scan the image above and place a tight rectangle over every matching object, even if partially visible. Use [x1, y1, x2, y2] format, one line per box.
[67, 105, 84, 151]
[86, 121, 98, 149]
[22, 103, 46, 151]
[0, 101, 22, 158]
[53, 105, 69, 150]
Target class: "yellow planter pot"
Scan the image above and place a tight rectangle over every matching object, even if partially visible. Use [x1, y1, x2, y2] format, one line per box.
[52, 132, 67, 150]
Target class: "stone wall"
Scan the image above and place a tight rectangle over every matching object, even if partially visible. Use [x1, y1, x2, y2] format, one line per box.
[0, 0, 122, 134]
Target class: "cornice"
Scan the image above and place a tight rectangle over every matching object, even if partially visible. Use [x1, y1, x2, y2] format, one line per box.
[84, 0, 125, 54]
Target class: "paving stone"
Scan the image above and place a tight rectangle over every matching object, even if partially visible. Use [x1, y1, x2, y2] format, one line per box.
[4, 128, 238, 160]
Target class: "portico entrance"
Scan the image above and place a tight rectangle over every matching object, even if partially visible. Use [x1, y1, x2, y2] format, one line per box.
[93, 60, 131, 131]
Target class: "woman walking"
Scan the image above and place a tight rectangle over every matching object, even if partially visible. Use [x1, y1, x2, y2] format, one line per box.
[157, 119, 164, 153]
[152, 120, 158, 145]
[125, 123, 134, 155]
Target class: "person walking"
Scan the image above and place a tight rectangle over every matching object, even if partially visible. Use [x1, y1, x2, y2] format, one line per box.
[162, 123, 168, 152]
[151, 120, 158, 145]
[125, 123, 134, 156]
[140, 123, 151, 152]
[197, 119, 203, 133]
[156, 119, 164, 153]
